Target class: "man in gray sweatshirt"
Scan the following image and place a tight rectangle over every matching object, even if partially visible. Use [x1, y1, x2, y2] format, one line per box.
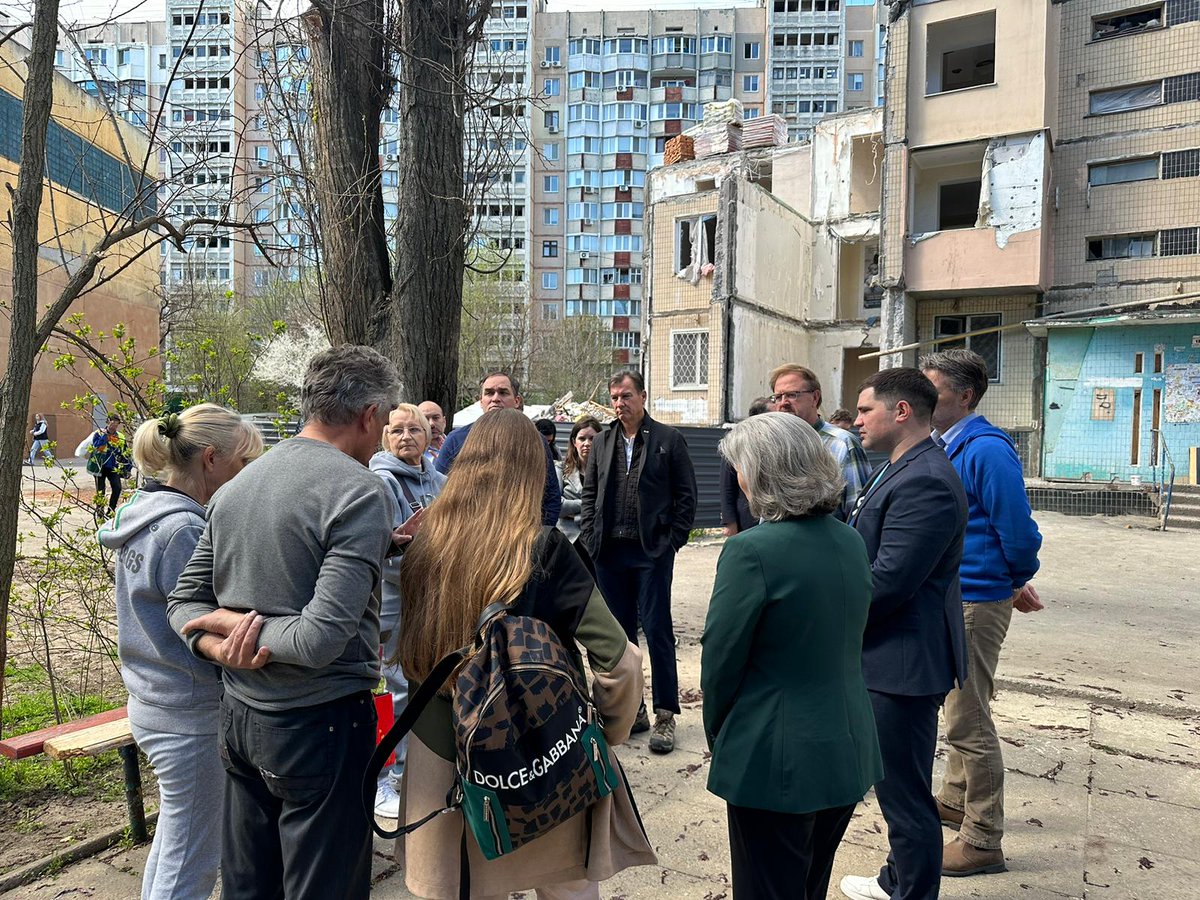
[167, 345, 400, 900]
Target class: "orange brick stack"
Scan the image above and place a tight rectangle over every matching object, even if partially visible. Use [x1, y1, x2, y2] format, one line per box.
[663, 134, 695, 166]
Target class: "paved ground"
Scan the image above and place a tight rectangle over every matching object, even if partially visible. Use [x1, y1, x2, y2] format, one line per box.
[7, 511, 1199, 899]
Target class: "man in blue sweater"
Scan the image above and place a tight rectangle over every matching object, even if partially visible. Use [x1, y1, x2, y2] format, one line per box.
[435, 371, 561, 525]
[922, 349, 1044, 878]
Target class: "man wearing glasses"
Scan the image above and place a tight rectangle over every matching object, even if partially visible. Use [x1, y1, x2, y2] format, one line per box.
[769, 363, 870, 520]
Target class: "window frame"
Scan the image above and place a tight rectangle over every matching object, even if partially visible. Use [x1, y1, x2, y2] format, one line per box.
[933, 313, 1003, 383]
[669, 329, 710, 389]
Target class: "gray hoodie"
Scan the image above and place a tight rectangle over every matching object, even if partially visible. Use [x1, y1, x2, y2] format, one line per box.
[99, 484, 221, 734]
[368, 451, 446, 633]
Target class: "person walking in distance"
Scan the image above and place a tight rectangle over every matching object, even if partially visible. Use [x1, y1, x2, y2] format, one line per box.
[87, 414, 132, 518]
[167, 346, 400, 900]
[100, 405, 263, 900]
[29, 413, 50, 465]
[839, 368, 969, 900]
[580, 371, 697, 754]
[435, 372, 561, 525]
[922, 349, 1043, 877]
[418, 401, 447, 463]
[769, 364, 870, 520]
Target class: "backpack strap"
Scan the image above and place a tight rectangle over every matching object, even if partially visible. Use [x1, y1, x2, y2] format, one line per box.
[363, 641, 472, 840]
[390, 471, 424, 515]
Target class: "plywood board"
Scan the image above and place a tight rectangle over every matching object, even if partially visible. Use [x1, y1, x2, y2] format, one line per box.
[43, 719, 134, 759]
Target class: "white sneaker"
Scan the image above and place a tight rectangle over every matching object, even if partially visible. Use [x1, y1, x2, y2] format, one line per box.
[374, 783, 401, 819]
[839, 874, 890, 900]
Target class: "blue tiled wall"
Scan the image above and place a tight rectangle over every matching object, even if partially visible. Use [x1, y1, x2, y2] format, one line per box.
[1043, 323, 1200, 482]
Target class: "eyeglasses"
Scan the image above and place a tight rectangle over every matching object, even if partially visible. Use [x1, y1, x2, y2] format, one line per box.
[769, 389, 816, 404]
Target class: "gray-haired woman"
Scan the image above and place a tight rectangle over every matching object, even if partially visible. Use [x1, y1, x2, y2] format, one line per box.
[701, 412, 883, 900]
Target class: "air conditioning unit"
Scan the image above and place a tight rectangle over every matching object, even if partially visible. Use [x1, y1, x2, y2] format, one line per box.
[618, 182, 631, 191]
[256, 160, 268, 168]
[539, 60, 551, 68]
[548, 126, 559, 134]
[579, 251, 590, 259]
[634, 120, 646, 128]
[583, 218, 595, 225]
[385, 153, 398, 161]
[551, 61, 562, 68]
[583, 186, 597, 194]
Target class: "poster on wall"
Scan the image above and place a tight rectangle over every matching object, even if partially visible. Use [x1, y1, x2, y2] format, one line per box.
[1091, 388, 1115, 420]
[1165, 364, 1200, 423]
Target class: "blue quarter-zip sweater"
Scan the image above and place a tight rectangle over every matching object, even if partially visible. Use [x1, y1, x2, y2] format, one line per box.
[945, 415, 1042, 602]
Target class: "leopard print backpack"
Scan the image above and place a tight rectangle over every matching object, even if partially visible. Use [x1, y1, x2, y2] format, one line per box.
[364, 601, 618, 861]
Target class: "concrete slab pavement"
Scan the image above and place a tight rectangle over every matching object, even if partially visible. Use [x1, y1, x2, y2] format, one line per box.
[7, 513, 1199, 899]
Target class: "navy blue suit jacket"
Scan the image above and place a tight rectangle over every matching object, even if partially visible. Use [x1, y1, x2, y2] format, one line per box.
[850, 438, 968, 696]
[435, 419, 562, 526]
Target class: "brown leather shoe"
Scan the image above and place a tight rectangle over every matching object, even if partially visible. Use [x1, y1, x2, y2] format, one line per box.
[942, 837, 1007, 877]
[936, 798, 964, 829]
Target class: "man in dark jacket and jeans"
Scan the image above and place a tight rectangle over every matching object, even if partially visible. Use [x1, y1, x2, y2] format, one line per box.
[581, 370, 697, 754]
[922, 349, 1043, 878]
[167, 345, 400, 900]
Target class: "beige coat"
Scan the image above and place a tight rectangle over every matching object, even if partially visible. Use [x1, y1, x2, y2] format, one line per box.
[398, 641, 656, 899]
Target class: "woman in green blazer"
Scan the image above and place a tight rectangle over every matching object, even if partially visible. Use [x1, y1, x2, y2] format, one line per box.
[701, 412, 884, 900]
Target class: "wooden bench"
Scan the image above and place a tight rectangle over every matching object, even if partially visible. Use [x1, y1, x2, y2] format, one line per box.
[0, 706, 148, 842]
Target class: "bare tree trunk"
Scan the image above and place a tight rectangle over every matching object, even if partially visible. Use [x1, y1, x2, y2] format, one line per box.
[0, 0, 62, 725]
[303, 0, 392, 348]
[390, 0, 474, 421]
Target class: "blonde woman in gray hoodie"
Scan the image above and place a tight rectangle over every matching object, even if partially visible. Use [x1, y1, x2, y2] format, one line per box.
[99, 405, 263, 900]
[368, 402, 447, 818]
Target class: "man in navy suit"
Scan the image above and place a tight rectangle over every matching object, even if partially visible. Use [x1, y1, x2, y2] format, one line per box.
[839, 368, 968, 900]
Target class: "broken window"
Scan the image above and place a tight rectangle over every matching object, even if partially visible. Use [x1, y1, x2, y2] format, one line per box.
[1091, 5, 1164, 41]
[1087, 234, 1156, 260]
[676, 215, 718, 281]
[1088, 156, 1159, 186]
[670, 331, 709, 388]
[934, 313, 1001, 381]
[925, 12, 995, 95]
[1162, 148, 1200, 179]
[1089, 82, 1163, 114]
[1159, 226, 1199, 256]
[937, 180, 981, 230]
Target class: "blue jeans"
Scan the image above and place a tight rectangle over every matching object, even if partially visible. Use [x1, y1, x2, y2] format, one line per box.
[131, 723, 223, 900]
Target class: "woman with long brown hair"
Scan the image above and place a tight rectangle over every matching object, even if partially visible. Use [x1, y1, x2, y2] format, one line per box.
[556, 416, 601, 543]
[397, 409, 655, 900]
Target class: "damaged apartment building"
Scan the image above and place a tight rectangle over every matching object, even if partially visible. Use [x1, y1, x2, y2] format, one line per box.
[644, 0, 1200, 513]
[643, 108, 884, 425]
[877, 0, 1200, 501]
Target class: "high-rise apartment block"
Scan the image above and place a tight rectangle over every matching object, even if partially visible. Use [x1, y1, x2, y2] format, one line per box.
[51, 0, 886, 371]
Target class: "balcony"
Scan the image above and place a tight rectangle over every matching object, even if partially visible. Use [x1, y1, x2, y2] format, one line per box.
[651, 85, 697, 105]
[698, 52, 732, 71]
[652, 52, 697, 74]
[905, 138, 1048, 294]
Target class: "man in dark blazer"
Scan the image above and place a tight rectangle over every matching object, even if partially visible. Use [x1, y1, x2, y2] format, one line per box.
[839, 368, 969, 900]
[581, 370, 697, 754]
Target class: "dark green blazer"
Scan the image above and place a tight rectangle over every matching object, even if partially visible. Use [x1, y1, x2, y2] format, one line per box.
[700, 515, 883, 814]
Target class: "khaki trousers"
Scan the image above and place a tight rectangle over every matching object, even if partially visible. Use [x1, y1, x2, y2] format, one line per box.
[937, 598, 1014, 850]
